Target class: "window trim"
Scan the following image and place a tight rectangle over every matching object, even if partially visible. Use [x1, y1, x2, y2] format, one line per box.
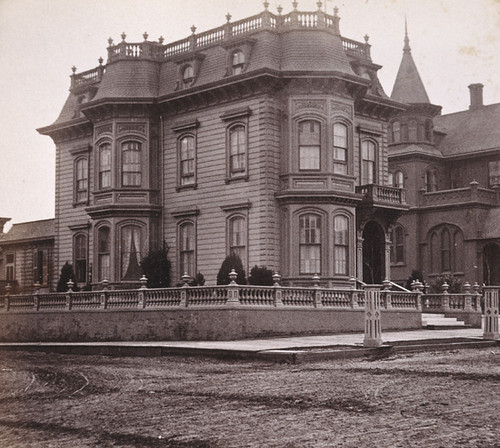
[119, 223, 144, 282]
[227, 213, 248, 270]
[361, 139, 377, 185]
[74, 156, 89, 205]
[297, 119, 322, 172]
[226, 122, 249, 182]
[231, 49, 245, 75]
[333, 214, 350, 275]
[332, 121, 349, 175]
[96, 224, 112, 282]
[177, 133, 197, 189]
[120, 140, 142, 188]
[298, 212, 322, 275]
[5, 252, 15, 281]
[73, 233, 88, 284]
[178, 220, 196, 279]
[389, 225, 405, 265]
[428, 224, 464, 274]
[97, 141, 112, 191]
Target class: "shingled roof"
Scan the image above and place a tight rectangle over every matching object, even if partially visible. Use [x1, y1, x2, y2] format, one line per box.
[435, 103, 500, 156]
[391, 26, 430, 104]
[0, 219, 55, 244]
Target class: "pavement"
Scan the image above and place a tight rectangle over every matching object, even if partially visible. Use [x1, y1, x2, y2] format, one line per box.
[0, 326, 498, 363]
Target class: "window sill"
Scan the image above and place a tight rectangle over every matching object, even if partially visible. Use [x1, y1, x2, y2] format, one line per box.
[73, 200, 90, 208]
[390, 262, 406, 267]
[225, 175, 249, 184]
[176, 183, 198, 192]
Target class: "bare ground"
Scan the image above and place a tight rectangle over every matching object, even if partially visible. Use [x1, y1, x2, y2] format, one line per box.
[0, 348, 499, 447]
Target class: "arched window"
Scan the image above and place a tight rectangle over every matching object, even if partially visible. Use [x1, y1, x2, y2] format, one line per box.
[229, 125, 247, 176]
[299, 214, 321, 274]
[179, 135, 195, 185]
[74, 234, 87, 283]
[121, 141, 142, 187]
[182, 65, 194, 87]
[179, 222, 195, 276]
[361, 140, 376, 185]
[298, 120, 321, 170]
[394, 170, 404, 188]
[333, 123, 348, 174]
[232, 50, 245, 75]
[453, 230, 463, 272]
[97, 226, 111, 281]
[120, 225, 142, 281]
[228, 216, 246, 265]
[75, 158, 88, 203]
[425, 170, 438, 192]
[99, 143, 111, 189]
[441, 228, 451, 272]
[408, 120, 418, 141]
[334, 215, 349, 275]
[392, 121, 401, 143]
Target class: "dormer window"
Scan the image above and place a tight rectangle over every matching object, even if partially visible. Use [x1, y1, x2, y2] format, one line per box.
[232, 50, 245, 75]
[182, 65, 194, 87]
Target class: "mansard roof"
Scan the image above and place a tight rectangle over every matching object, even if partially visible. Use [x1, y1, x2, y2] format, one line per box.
[40, 5, 394, 132]
[0, 219, 55, 245]
[434, 103, 500, 156]
[391, 26, 430, 104]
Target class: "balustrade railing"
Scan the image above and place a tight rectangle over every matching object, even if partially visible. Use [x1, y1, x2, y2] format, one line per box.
[422, 292, 481, 313]
[356, 184, 405, 205]
[1, 283, 423, 313]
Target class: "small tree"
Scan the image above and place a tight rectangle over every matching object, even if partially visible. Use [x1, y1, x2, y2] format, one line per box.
[216, 253, 247, 285]
[56, 262, 80, 292]
[429, 274, 463, 293]
[140, 243, 172, 288]
[248, 265, 274, 286]
[191, 272, 206, 286]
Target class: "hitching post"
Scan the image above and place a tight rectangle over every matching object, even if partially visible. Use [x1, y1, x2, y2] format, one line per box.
[483, 286, 499, 340]
[363, 284, 382, 347]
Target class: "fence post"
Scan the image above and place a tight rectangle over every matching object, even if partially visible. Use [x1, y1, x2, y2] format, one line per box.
[442, 282, 450, 312]
[100, 279, 109, 309]
[363, 285, 382, 347]
[33, 282, 41, 311]
[65, 279, 74, 310]
[4, 284, 11, 311]
[483, 286, 499, 340]
[179, 272, 190, 307]
[138, 275, 148, 309]
[226, 269, 240, 307]
[382, 278, 392, 309]
[312, 274, 322, 308]
[349, 277, 359, 308]
[463, 282, 473, 312]
[473, 282, 481, 311]
[414, 280, 423, 311]
[273, 272, 283, 307]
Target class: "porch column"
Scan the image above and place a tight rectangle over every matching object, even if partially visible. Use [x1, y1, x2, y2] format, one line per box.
[384, 232, 392, 282]
[356, 231, 364, 282]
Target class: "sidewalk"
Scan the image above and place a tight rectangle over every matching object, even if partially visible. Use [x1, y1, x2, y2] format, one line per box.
[0, 327, 497, 363]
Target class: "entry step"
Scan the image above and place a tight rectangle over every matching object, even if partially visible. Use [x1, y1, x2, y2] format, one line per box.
[422, 313, 466, 329]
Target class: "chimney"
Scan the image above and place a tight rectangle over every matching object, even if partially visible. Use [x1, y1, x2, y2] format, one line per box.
[468, 83, 484, 110]
[0, 218, 11, 234]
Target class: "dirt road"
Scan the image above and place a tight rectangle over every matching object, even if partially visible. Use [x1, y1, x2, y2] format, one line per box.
[0, 348, 499, 447]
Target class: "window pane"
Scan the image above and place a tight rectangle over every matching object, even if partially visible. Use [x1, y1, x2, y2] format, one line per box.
[299, 214, 321, 274]
[361, 141, 376, 184]
[122, 142, 141, 187]
[121, 226, 142, 280]
[230, 126, 246, 174]
[180, 223, 195, 276]
[299, 146, 320, 170]
[99, 144, 111, 189]
[334, 216, 349, 274]
[333, 124, 347, 175]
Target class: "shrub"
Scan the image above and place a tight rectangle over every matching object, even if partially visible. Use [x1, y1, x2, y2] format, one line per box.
[216, 253, 247, 285]
[140, 243, 172, 288]
[248, 265, 274, 286]
[191, 272, 206, 286]
[428, 274, 463, 293]
[56, 262, 80, 292]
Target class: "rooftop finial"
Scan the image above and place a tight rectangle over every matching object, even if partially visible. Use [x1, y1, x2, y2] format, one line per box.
[98, 57, 103, 65]
[191, 25, 196, 34]
[159, 36, 164, 44]
[333, 6, 339, 17]
[143, 32, 149, 41]
[292, 1, 298, 10]
[263, 1, 269, 10]
[364, 34, 369, 44]
[107, 37, 113, 46]
[121, 32, 126, 41]
[404, 16, 410, 52]
[226, 12, 232, 22]
[71, 66, 76, 74]
[317, 1, 323, 10]
[277, 5, 283, 14]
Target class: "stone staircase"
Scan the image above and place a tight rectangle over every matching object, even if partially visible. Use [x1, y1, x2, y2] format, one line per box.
[421, 313, 467, 329]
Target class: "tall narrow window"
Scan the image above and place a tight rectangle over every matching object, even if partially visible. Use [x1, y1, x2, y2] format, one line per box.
[229, 216, 246, 264]
[441, 228, 451, 272]
[74, 234, 87, 283]
[394, 170, 404, 188]
[361, 140, 376, 185]
[179, 222, 195, 276]
[5, 253, 14, 281]
[425, 170, 438, 192]
[121, 225, 142, 281]
[75, 158, 88, 203]
[408, 120, 418, 141]
[179, 135, 195, 185]
[394, 226, 404, 263]
[430, 232, 439, 273]
[425, 120, 432, 141]
[232, 50, 245, 75]
[333, 123, 347, 174]
[229, 125, 246, 176]
[453, 230, 463, 272]
[99, 143, 111, 189]
[97, 226, 111, 281]
[299, 214, 321, 274]
[334, 215, 349, 275]
[299, 120, 320, 170]
[392, 121, 401, 143]
[122, 142, 142, 187]
[33, 250, 46, 285]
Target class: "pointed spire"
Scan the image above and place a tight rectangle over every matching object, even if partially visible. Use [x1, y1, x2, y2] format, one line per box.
[391, 18, 430, 104]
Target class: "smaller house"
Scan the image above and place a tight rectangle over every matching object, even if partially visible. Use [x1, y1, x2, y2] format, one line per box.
[0, 219, 55, 293]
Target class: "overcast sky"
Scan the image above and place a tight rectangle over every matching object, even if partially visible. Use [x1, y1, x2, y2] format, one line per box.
[0, 0, 499, 229]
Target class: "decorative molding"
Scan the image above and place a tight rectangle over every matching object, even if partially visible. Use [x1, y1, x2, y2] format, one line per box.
[171, 119, 200, 132]
[117, 123, 146, 135]
[330, 100, 353, 118]
[220, 201, 252, 211]
[68, 223, 91, 231]
[220, 107, 251, 121]
[69, 144, 92, 156]
[95, 124, 113, 136]
[356, 125, 382, 137]
[171, 207, 200, 218]
[292, 99, 326, 115]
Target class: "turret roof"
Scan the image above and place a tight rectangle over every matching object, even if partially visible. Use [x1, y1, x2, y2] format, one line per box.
[391, 22, 430, 104]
